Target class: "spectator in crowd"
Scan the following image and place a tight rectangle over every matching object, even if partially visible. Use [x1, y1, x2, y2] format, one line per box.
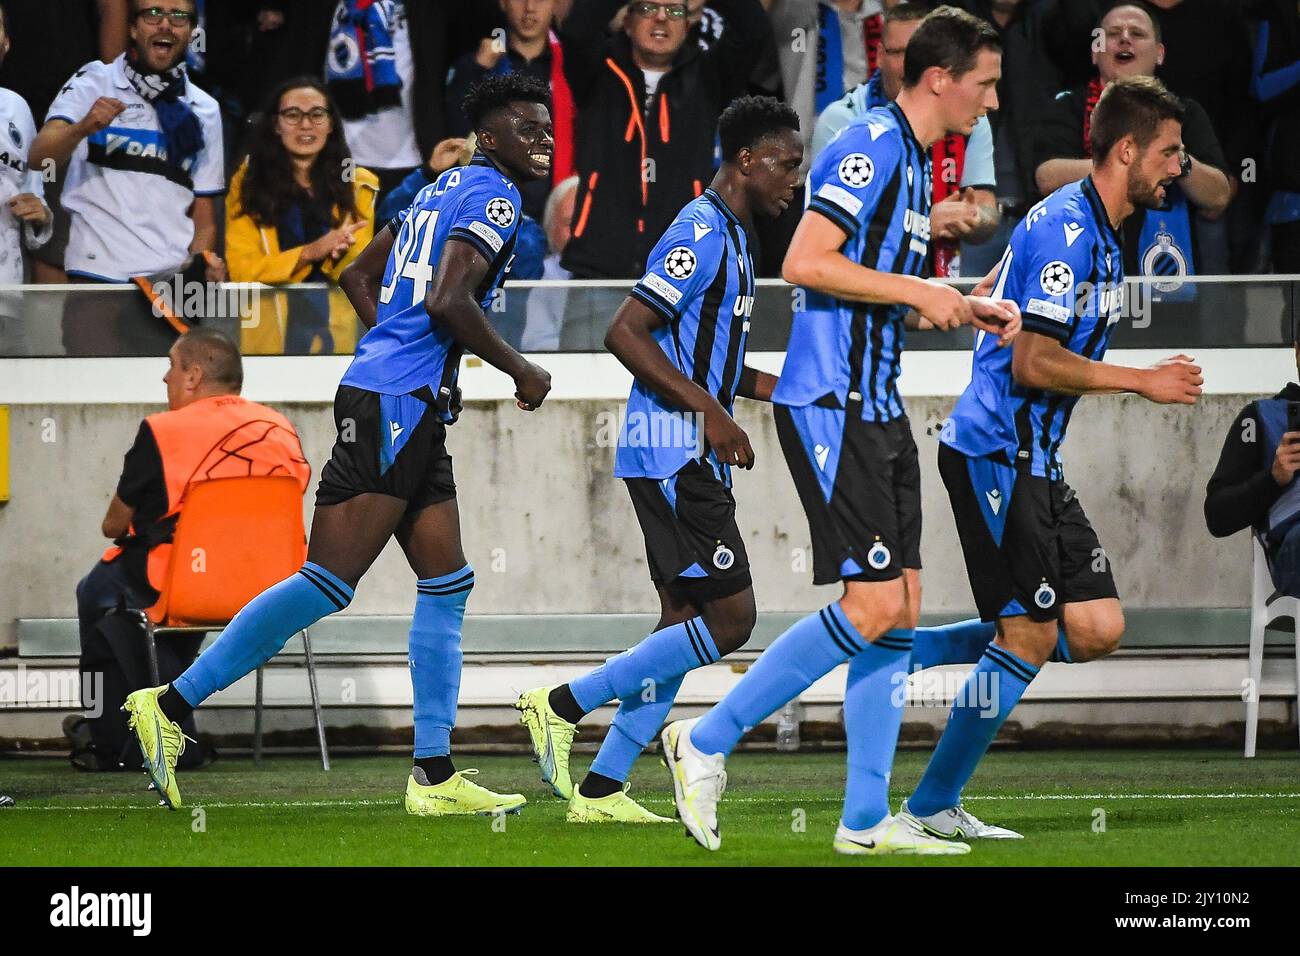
[266, 0, 493, 201]
[1251, 0, 1300, 272]
[522, 173, 578, 350]
[0, 1, 127, 284]
[70, 328, 310, 770]
[771, 0, 884, 161]
[322, 0, 418, 208]
[31, 0, 227, 355]
[558, 0, 768, 290]
[1031, 2, 1232, 288]
[813, 1, 997, 277]
[445, 0, 576, 220]
[0, 5, 55, 285]
[1204, 333, 1300, 596]
[269, 0, 495, 213]
[226, 76, 377, 355]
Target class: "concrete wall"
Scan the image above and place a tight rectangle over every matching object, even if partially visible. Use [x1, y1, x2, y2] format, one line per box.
[0, 390, 1255, 650]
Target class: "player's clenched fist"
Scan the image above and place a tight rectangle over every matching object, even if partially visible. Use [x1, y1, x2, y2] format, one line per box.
[514, 360, 551, 411]
[914, 278, 972, 331]
[967, 295, 1021, 347]
[704, 405, 754, 470]
[1140, 354, 1202, 405]
[76, 97, 127, 135]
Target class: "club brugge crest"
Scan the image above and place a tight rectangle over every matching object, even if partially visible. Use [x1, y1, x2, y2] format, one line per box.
[8, 122, 20, 148]
[867, 541, 891, 570]
[1034, 582, 1056, 609]
[713, 543, 735, 570]
[1141, 228, 1188, 294]
[328, 32, 360, 73]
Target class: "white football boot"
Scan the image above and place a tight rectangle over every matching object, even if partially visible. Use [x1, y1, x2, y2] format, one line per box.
[898, 798, 1023, 840]
[661, 718, 727, 851]
[833, 812, 972, 856]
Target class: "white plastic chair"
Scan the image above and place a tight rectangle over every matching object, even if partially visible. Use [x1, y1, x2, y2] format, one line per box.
[1245, 535, 1300, 757]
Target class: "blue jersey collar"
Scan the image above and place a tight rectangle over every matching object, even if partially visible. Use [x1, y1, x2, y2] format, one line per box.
[1081, 175, 1123, 246]
[703, 187, 742, 228]
[885, 100, 924, 151]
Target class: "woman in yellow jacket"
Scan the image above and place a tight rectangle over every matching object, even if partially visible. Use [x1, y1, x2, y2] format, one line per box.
[227, 77, 378, 355]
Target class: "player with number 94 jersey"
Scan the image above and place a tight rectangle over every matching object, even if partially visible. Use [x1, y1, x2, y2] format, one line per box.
[342, 152, 521, 413]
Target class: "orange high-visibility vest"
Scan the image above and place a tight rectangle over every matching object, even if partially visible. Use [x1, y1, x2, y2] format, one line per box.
[102, 394, 311, 595]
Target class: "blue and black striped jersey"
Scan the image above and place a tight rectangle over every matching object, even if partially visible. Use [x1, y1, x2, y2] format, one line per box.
[944, 176, 1126, 479]
[774, 101, 932, 421]
[615, 188, 755, 482]
[342, 154, 520, 416]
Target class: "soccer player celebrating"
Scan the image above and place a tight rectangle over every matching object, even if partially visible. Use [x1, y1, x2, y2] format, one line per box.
[124, 74, 555, 815]
[515, 96, 804, 824]
[897, 74, 1202, 840]
[660, 6, 1019, 854]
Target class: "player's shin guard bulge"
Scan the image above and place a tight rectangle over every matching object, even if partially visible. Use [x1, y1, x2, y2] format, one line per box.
[841, 631, 913, 831]
[409, 566, 474, 762]
[690, 603, 866, 758]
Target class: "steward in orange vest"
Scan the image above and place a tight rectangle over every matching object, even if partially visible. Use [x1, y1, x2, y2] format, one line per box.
[71, 329, 310, 771]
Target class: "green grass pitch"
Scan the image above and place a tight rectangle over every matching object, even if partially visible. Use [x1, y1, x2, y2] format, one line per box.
[2, 749, 1297, 866]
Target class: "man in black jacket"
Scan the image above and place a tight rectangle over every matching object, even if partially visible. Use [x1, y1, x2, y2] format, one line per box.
[558, 0, 769, 281]
[1205, 342, 1300, 595]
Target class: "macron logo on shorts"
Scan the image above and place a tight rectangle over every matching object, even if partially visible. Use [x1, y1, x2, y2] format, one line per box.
[390, 421, 403, 445]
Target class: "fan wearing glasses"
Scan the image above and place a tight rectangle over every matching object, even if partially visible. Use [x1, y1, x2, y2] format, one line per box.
[227, 76, 378, 356]
[32, 0, 226, 347]
[556, 0, 770, 288]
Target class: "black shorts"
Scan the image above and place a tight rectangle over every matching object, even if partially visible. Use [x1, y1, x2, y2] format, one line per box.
[938, 442, 1119, 622]
[316, 385, 456, 510]
[774, 402, 921, 585]
[624, 460, 752, 603]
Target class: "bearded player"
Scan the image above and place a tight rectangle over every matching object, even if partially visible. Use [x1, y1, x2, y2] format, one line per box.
[898, 75, 1203, 841]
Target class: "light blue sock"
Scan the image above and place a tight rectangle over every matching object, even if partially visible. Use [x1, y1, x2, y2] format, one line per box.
[911, 619, 1073, 668]
[173, 561, 352, 707]
[589, 675, 684, 783]
[409, 566, 474, 758]
[691, 602, 866, 758]
[907, 643, 1039, 817]
[570, 617, 719, 713]
[842, 629, 913, 830]
[910, 618, 996, 670]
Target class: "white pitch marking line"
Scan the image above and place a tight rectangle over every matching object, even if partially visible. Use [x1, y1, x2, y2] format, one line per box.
[9, 792, 1300, 811]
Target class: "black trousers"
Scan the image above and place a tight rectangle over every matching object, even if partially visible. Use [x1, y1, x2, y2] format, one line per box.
[75, 558, 204, 770]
